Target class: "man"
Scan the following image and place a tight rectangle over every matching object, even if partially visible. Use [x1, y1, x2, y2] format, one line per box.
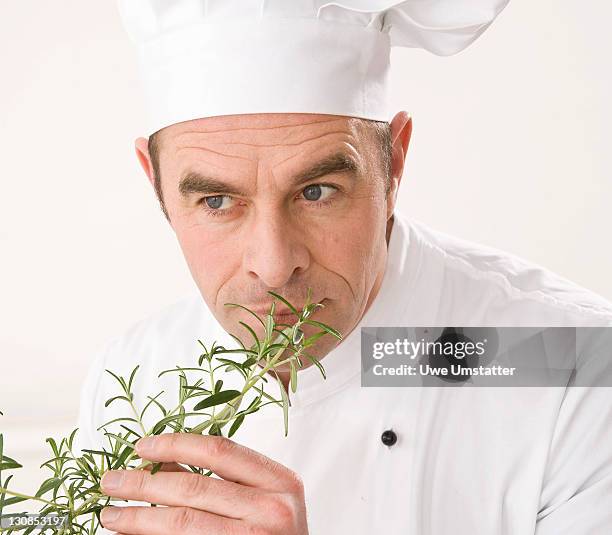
[76, 1, 612, 533]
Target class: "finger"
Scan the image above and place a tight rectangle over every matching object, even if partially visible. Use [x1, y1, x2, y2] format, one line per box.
[100, 468, 265, 519]
[143, 461, 189, 473]
[100, 505, 242, 535]
[135, 434, 300, 492]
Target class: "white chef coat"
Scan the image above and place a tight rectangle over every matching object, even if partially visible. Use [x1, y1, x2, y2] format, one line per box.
[75, 209, 612, 534]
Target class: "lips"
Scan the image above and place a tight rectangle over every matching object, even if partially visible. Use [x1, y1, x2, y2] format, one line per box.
[249, 298, 325, 316]
[250, 307, 298, 316]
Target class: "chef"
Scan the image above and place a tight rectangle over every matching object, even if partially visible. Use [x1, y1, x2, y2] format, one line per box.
[75, 1, 612, 534]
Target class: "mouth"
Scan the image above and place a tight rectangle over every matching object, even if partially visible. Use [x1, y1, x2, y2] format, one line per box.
[271, 312, 299, 324]
[250, 298, 326, 317]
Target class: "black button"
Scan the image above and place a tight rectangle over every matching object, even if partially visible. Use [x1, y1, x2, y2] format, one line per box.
[381, 429, 397, 447]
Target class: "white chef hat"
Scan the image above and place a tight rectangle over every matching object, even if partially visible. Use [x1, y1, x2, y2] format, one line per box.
[117, 0, 509, 136]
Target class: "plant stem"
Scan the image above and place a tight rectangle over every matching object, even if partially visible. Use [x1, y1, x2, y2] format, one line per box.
[0, 486, 58, 507]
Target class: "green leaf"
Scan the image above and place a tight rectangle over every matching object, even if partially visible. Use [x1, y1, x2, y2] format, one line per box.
[97, 416, 139, 430]
[105, 369, 129, 393]
[0, 433, 23, 472]
[215, 357, 243, 368]
[302, 301, 324, 319]
[290, 361, 298, 393]
[177, 406, 186, 431]
[150, 412, 214, 436]
[150, 461, 163, 475]
[81, 449, 118, 459]
[127, 365, 140, 392]
[75, 456, 99, 482]
[214, 358, 248, 379]
[235, 405, 261, 420]
[302, 319, 342, 340]
[265, 312, 274, 344]
[274, 373, 290, 437]
[223, 303, 267, 330]
[242, 357, 257, 368]
[228, 414, 246, 437]
[247, 389, 263, 409]
[1, 475, 10, 515]
[208, 423, 222, 436]
[302, 352, 327, 380]
[103, 433, 136, 450]
[237, 321, 261, 353]
[182, 386, 212, 394]
[112, 444, 135, 470]
[179, 372, 188, 402]
[35, 477, 64, 497]
[266, 291, 299, 316]
[251, 385, 283, 407]
[292, 327, 305, 346]
[303, 330, 328, 347]
[66, 428, 79, 451]
[193, 390, 242, 411]
[226, 331, 247, 352]
[39, 455, 72, 470]
[214, 379, 223, 394]
[213, 347, 258, 356]
[0, 456, 22, 470]
[260, 343, 287, 359]
[45, 437, 61, 458]
[271, 329, 293, 347]
[140, 391, 167, 419]
[158, 366, 205, 378]
[179, 386, 212, 398]
[119, 424, 142, 439]
[188, 419, 214, 434]
[1, 495, 28, 506]
[150, 413, 188, 436]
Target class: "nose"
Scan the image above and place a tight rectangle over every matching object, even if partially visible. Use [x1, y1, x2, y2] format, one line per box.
[243, 209, 310, 289]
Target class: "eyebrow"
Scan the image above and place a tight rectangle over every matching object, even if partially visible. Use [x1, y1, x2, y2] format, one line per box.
[178, 151, 360, 199]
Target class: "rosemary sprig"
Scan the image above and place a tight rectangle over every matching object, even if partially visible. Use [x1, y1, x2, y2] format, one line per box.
[0, 289, 341, 534]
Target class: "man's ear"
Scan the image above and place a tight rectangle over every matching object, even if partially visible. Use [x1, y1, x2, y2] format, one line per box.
[135, 137, 155, 189]
[386, 111, 413, 217]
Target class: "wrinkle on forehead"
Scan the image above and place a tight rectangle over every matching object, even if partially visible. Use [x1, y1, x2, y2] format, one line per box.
[156, 114, 376, 184]
[176, 131, 355, 152]
[166, 114, 359, 148]
[171, 113, 348, 134]
[167, 117, 363, 169]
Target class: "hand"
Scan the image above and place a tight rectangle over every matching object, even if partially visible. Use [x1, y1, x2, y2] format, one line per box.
[99, 433, 309, 535]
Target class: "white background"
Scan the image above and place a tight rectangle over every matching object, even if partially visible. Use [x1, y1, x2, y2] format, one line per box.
[1, 0, 611, 495]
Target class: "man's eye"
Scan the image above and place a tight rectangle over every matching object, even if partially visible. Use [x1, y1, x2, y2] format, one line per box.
[202, 195, 232, 210]
[302, 184, 337, 202]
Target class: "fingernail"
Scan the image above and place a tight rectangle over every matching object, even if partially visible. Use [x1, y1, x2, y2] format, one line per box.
[101, 506, 121, 525]
[101, 470, 124, 490]
[136, 436, 155, 455]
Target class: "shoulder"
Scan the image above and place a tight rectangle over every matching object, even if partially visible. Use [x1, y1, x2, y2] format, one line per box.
[111, 291, 209, 351]
[92, 290, 213, 380]
[396, 212, 612, 325]
[75, 291, 214, 450]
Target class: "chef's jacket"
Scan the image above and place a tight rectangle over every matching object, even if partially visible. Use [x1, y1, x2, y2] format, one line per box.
[75, 209, 612, 534]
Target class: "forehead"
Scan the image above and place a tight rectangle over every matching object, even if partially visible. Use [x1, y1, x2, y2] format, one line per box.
[156, 113, 372, 160]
